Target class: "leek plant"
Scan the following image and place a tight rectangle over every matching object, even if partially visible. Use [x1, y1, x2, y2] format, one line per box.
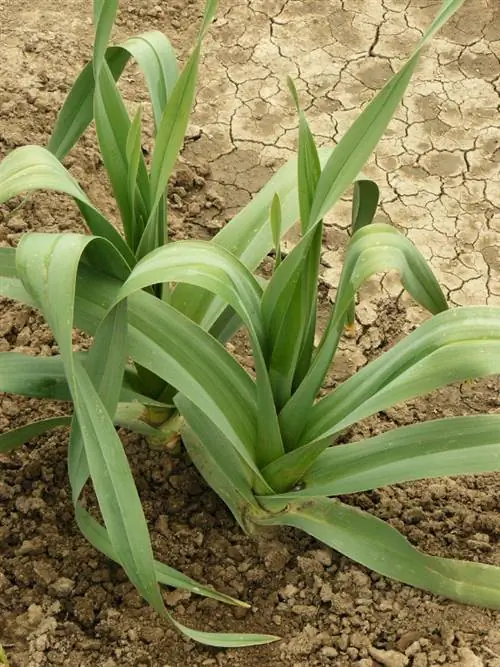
[2, 0, 498, 647]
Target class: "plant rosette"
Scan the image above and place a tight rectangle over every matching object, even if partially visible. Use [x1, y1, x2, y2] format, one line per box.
[2, 0, 498, 648]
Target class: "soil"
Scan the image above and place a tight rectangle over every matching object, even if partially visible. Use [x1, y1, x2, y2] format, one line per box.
[1, 1, 500, 666]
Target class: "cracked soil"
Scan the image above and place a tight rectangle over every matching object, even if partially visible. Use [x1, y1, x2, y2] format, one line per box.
[0, 0, 499, 666]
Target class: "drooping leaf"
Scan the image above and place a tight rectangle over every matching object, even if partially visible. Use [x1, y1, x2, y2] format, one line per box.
[0, 146, 134, 268]
[303, 306, 500, 447]
[280, 223, 448, 449]
[257, 496, 500, 609]
[17, 233, 167, 615]
[48, 32, 178, 160]
[74, 504, 250, 607]
[116, 240, 284, 468]
[0, 416, 71, 454]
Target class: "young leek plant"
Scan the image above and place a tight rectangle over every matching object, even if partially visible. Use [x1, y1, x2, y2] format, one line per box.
[2, 0, 496, 647]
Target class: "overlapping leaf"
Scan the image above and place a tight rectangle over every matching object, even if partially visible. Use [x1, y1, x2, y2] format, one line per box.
[280, 223, 448, 449]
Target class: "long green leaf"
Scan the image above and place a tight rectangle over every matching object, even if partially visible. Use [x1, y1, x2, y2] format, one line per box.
[120, 33, 179, 126]
[16, 233, 167, 614]
[303, 306, 500, 447]
[0, 416, 71, 453]
[67, 281, 254, 611]
[92, 0, 119, 73]
[48, 33, 178, 160]
[0, 146, 134, 267]
[267, 415, 500, 497]
[68, 295, 128, 508]
[139, 0, 219, 258]
[280, 223, 448, 449]
[257, 496, 500, 609]
[116, 241, 284, 467]
[74, 504, 250, 607]
[48, 48, 128, 160]
[16, 232, 274, 646]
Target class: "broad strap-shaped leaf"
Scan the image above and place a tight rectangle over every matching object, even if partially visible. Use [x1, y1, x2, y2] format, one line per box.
[16, 232, 168, 614]
[303, 306, 500, 447]
[48, 32, 179, 160]
[120, 33, 179, 126]
[0, 352, 159, 404]
[16, 231, 274, 646]
[92, 4, 150, 250]
[0, 416, 71, 454]
[138, 0, 219, 259]
[0, 246, 34, 305]
[66, 280, 253, 611]
[257, 496, 500, 609]
[0, 146, 134, 267]
[92, 0, 119, 72]
[116, 240, 284, 468]
[280, 223, 448, 449]
[177, 394, 272, 522]
[269, 415, 500, 497]
[72, 260, 260, 468]
[68, 294, 129, 509]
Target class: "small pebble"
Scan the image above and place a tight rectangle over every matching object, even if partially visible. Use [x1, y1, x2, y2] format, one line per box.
[369, 646, 409, 667]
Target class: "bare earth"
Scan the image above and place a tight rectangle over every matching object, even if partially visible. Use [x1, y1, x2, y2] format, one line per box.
[0, 1, 499, 666]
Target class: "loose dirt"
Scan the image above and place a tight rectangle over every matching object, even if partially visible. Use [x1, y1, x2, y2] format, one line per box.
[1, 1, 499, 666]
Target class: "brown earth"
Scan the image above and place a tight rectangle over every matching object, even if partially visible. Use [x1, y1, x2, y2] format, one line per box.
[1, 0, 500, 666]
